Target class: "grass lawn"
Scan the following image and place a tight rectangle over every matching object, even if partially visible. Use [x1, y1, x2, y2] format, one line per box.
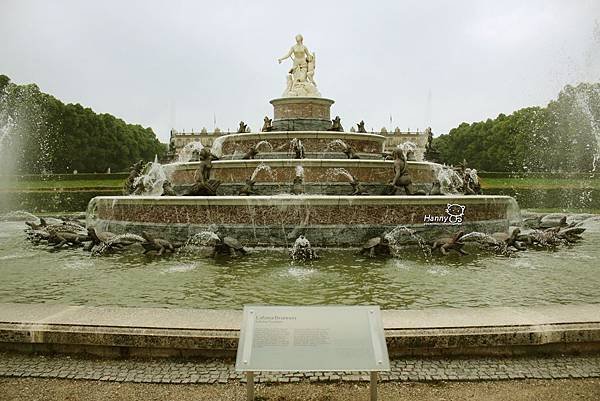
[0, 178, 124, 191]
[480, 177, 600, 189]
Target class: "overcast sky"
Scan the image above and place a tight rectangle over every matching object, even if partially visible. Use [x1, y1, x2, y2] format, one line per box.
[2, 0, 599, 142]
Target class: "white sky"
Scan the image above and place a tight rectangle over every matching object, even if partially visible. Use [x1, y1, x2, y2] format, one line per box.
[2, 0, 599, 142]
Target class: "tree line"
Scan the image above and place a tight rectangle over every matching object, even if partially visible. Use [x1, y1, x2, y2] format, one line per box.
[0, 74, 165, 174]
[431, 82, 600, 173]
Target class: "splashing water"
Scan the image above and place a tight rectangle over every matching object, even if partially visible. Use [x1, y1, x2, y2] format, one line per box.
[573, 87, 600, 174]
[385, 225, 431, 258]
[469, 169, 480, 187]
[289, 138, 304, 155]
[250, 162, 273, 181]
[396, 141, 416, 156]
[295, 165, 304, 178]
[460, 231, 511, 255]
[210, 135, 228, 158]
[436, 166, 463, 195]
[290, 235, 318, 261]
[0, 210, 39, 222]
[91, 233, 145, 256]
[177, 231, 221, 255]
[460, 231, 497, 243]
[0, 115, 14, 154]
[183, 231, 220, 248]
[132, 157, 175, 196]
[178, 141, 204, 163]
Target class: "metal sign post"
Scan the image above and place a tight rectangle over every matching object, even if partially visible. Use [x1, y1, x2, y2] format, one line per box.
[236, 305, 389, 401]
[245, 371, 254, 401]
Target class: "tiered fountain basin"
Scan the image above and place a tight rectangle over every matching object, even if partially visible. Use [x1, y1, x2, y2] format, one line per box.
[86, 195, 519, 247]
[213, 131, 385, 159]
[270, 97, 334, 131]
[170, 159, 438, 195]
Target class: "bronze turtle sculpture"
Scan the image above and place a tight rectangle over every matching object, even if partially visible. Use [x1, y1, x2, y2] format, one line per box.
[26, 218, 88, 248]
[556, 226, 586, 243]
[290, 175, 304, 195]
[349, 176, 368, 195]
[491, 228, 527, 251]
[535, 216, 568, 230]
[238, 179, 256, 196]
[242, 146, 259, 160]
[45, 224, 89, 248]
[87, 227, 144, 254]
[141, 231, 179, 255]
[342, 146, 360, 160]
[25, 218, 48, 231]
[360, 234, 391, 257]
[432, 230, 468, 256]
[161, 181, 177, 196]
[211, 235, 247, 257]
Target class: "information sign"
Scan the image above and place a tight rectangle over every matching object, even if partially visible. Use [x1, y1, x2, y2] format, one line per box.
[236, 305, 389, 372]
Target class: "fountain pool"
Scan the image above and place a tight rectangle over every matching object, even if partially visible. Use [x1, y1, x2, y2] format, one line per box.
[1, 217, 599, 310]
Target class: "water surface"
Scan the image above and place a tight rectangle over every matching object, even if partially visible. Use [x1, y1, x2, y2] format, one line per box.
[1, 220, 599, 310]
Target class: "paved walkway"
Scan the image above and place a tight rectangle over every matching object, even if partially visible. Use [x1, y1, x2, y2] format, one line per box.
[0, 352, 599, 384]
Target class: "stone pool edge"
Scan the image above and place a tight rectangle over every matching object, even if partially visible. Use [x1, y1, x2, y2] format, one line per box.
[0, 303, 598, 358]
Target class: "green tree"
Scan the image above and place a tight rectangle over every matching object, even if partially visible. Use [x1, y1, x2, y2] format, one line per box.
[0, 75, 165, 174]
[434, 82, 600, 173]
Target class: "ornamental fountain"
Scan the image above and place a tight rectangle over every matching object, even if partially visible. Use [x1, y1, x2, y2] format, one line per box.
[86, 34, 519, 248]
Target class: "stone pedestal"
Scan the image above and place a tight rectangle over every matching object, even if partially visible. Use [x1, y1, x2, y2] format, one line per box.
[270, 97, 334, 131]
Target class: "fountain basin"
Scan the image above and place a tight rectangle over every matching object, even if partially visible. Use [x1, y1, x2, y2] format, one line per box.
[211, 131, 385, 159]
[169, 159, 438, 195]
[86, 195, 519, 247]
[270, 97, 334, 131]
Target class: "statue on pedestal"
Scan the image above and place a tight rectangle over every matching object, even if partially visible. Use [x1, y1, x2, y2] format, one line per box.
[357, 121, 367, 133]
[328, 116, 344, 132]
[278, 34, 321, 97]
[237, 121, 248, 133]
[261, 116, 273, 132]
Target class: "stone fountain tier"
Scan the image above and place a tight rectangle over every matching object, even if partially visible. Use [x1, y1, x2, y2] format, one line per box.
[168, 159, 438, 195]
[270, 97, 334, 131]
[211, 131, 385, 159]
[86, 195, 519, 247]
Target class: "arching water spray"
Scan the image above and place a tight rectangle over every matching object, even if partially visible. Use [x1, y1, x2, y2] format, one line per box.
[178, 141, 204, 163]
[385, 225, 432, 258]
[326, 139, 349, 151]
[254, 140, 273, 152]
[436, 166, 464, 195]
[327, 167, 354, 182]
[132, 157, 175, 196]
[396, 141, 417, 160]
[251, 162, 274, 181]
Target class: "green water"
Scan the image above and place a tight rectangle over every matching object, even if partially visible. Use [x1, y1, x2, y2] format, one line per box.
[1, 219, 600, 310]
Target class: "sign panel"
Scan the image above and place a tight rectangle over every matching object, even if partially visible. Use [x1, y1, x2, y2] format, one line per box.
[235, 305, 390, 372]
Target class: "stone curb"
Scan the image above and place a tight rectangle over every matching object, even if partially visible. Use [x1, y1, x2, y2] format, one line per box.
[1, 303, 599, 359]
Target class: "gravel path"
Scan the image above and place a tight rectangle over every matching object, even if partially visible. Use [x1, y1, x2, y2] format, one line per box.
[0, 352, 599, 383]
[1, 377, 599, 401]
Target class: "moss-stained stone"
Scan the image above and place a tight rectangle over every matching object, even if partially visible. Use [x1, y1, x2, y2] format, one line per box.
[169, 160, 437, 188]
[213, 132, 385, 159]
[270, 97, 334, 120]
[87, 195, 517, 246]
